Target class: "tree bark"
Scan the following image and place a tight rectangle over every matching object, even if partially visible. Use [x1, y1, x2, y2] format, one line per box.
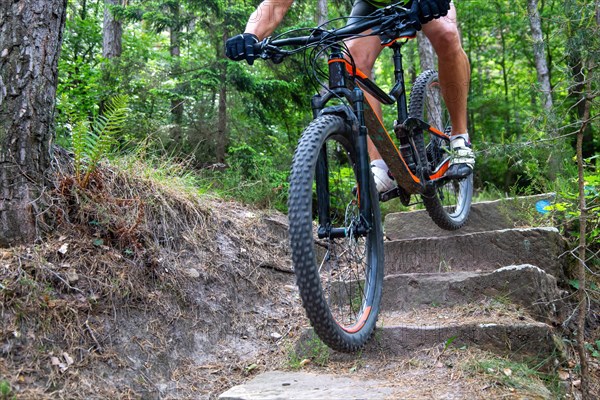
[216, 31, 228, 164]
[317, 0, 327, 26]
[575, 62, 592, 399]
[103, 0, 122, 58]
[527, 0, 553, 111]
[0, 0, 67, 247]
[169, 2, 184, 147]
[417, 31, 437, 71]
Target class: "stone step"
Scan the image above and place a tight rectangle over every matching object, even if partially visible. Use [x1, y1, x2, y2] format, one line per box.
[384, 193, 555, 240]
[219, 371, 396, 400]
[371, 317, 559, 361]
[384, 227, 567, 278]
[381, 265, 565, 324]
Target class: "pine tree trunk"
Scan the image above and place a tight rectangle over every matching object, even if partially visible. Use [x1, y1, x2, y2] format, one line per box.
[103, 0, 122, 58]
[0, 0, 67, 247]
[527, 0, 553, 111]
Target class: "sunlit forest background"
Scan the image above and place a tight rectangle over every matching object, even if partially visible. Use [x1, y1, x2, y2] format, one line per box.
[56, 0, 598, 211]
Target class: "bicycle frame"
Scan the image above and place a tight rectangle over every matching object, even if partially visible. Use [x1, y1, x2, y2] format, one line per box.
[314, 40, 452, 192]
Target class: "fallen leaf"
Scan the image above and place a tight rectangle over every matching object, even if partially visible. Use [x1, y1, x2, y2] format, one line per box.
[270, 332, 282, 340]
[51, 357, 61, 366]
[299, 359, 311, 367]
[63, 352, 74, 366]
[572, 379, 581, 387]
[558, 370, 570, 380]
[245, 364, 258, 373]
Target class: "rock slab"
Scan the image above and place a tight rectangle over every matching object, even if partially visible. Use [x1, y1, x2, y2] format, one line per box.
[381, 264, 565, 324]
[218, 371, 394, 400]
[384, 227, 566, 278]
[384, 193, 555, 240]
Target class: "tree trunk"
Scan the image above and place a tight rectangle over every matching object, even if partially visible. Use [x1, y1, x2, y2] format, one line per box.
[169, 2, 183, 147]
[0, 0, 67, 247]
[103, 0, 122, 58]
[216, 31, 228, 164]
[527, 0, 553, 111]
[417, 31, 437, 71]
[317, 0, 327, 26]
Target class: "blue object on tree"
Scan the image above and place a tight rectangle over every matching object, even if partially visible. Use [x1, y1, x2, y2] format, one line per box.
[536, 199, 551, 214]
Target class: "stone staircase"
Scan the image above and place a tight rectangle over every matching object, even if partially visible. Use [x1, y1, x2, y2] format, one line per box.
[220, 194, 569, 399]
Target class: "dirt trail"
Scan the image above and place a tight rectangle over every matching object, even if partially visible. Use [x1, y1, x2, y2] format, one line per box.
[0, 172, 596, 399]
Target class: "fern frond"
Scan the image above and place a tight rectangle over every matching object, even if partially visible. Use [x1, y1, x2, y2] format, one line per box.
[69, 94, 130, 187]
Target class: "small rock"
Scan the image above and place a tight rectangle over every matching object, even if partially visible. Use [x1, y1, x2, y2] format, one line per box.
[185, 268, 200, 278]
[66, 269, 79, 283]
[572, 379, 581, 387]
[58, 243, 69, 255]
[270, 332, 282, 340]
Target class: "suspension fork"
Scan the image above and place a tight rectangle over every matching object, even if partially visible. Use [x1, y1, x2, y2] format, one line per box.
[353, 87, 374, 236]
[313, 50, 373, 239]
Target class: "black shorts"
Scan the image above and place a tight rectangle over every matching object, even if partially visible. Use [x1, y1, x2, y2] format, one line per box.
[348, 0, 379, 26]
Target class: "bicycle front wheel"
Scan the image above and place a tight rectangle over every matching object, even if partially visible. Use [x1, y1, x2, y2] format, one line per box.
[288, 115, 384, 352]
[409, 70, 473, 230]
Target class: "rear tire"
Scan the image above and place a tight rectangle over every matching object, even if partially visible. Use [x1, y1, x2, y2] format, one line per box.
[288, 115, 384, 352]
[409, 70, 473, 230]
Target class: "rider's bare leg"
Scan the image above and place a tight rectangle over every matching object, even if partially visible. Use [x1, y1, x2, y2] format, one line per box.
[344, 34, 385, 162]
[422, 5, 470, 137]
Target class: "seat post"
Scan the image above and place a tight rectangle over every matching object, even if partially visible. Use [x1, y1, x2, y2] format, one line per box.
[391, 43, 408, 123]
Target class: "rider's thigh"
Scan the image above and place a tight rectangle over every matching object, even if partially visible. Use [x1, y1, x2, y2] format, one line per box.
[345, 34, 383, 75]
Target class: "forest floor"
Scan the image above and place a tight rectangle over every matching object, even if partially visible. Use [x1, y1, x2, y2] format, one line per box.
[0, 160, 595, 399]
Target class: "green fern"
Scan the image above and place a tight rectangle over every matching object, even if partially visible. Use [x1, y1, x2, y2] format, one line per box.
[71, 95, 129, 187]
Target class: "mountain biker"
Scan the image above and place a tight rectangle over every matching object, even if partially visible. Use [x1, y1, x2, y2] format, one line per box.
[225, 0, 475, 193]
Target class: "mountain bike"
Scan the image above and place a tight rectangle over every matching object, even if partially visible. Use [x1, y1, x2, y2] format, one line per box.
[253, 3, 473, 352]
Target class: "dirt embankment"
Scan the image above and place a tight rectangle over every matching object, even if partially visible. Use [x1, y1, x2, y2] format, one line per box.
[0, 162, 304, 399]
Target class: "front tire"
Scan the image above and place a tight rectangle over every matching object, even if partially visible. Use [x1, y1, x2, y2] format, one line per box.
[288, 115, 384, 352]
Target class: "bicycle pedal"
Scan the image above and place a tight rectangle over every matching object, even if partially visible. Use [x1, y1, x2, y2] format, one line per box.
[379, 187, 400, 202]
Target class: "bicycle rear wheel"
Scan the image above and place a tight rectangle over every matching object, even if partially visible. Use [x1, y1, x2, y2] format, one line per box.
[409, 70, 473, 230]
[288, 115, 384, 352]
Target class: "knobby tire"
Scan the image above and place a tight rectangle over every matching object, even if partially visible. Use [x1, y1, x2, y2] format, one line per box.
[409, 70, 473, 230]
[288, 115, 384, 352]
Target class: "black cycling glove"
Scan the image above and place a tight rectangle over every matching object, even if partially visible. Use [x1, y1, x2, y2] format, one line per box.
[410, 0, 451, 31]
[225, 33, 259, 65]
[416, 0, 451, 24]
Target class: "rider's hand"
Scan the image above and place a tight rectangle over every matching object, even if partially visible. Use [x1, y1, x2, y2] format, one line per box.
[415, 0, 451, 25]
[225, 33, 259, 65]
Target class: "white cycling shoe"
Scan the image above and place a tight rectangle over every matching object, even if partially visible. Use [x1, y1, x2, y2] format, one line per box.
[371, 161, 396, 193]
[447, 136, 475, 179]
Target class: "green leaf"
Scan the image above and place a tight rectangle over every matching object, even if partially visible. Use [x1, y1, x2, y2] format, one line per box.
[569, 279, 580, 290]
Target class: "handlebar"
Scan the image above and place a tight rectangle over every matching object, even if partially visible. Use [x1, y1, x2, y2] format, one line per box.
[253, 3, 416, 62]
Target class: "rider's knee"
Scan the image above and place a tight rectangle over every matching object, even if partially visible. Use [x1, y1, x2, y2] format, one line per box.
[426, 26, 463, 59]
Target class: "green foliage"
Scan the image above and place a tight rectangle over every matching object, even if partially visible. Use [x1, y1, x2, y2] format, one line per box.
[71, 95, 130, 187]
[287, 334, 330, 369]
[473, 357, 561, 397]
[0, 380, 14, 400]
[205, 143, 290, 211]
[585, 340, 600, 359]
[54, 0, 597, 210]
